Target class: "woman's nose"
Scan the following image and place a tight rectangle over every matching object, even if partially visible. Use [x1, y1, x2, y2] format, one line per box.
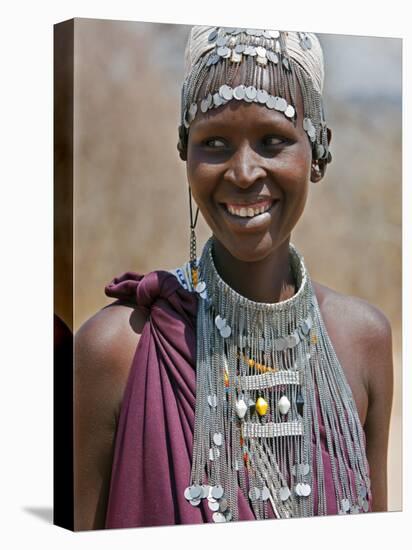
[223, 143, 267, 188]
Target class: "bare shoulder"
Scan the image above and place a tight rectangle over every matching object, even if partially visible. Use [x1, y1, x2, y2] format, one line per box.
[312, 281, 393, 394]
[313, 281, 392, 343]
[75, 300, 149, 417]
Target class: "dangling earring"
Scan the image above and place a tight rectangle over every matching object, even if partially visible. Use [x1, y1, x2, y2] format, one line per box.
[311, 161, 322, 182]
[188, 185, 200, 287]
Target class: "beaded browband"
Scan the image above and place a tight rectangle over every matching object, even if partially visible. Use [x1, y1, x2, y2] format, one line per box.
[178, 27, 331, 164]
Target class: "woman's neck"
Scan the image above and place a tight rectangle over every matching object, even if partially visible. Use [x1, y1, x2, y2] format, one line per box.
[211, 237, 296, 304]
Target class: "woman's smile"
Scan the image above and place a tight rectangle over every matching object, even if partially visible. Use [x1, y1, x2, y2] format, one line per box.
[186, 96, 312, 262]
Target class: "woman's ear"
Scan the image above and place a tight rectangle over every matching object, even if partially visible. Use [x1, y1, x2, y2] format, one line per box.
[311, 127, 332, 183]
[177, 140, 187, 161]
[177, 125, 188, 162]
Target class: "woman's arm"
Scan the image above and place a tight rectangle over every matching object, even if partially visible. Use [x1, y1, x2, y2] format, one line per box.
[74, 304, 146, 530]
[362, 307, 394, 512]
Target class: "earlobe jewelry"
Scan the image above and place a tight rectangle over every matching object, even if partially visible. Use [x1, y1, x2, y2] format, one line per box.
[188, 185, 200, 286]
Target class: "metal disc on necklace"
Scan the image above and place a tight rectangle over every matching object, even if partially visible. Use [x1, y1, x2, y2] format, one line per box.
[248, 487, 261, 501]
[216, 35, 228, 47]
[304, 36, 312, 49]
[341, 498, 351, 512]
[189, 484, 202, 499]
[302, 463, 310, 476]
[245, 86, 257, 100]
[279, 486, 291, 501]
[211, 484, 224, 499]
[294, 483, 303, 496]
[184, 486, 193, 501]
[220, 84, 233, 101]
[189, 498, 201, 506]
[208, 500, 220, 511]
[362, 500, 369, 512]
[285, 105, 295, 118]
[257, 89, 268, 104]
[208, 29, 218, 42]
[275, 97, 287, 112]
[301, 483, 311, 497]
[359, 485, 367, 499]
[220, 324, 232, 338]
[213, 432, 223, 446]
[261, 486, 271, 501]
[208, 394, 217, 407]
[266, 95, 276, 109]
[201, 485, 210, 498]
[215, 314, 226, 330]
[200, 290, 208, 300]
[212, 512, 226, 523]
[195, 281, 206, 294]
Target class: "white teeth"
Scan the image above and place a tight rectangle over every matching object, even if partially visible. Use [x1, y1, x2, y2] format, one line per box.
[226, 202, 272, 218]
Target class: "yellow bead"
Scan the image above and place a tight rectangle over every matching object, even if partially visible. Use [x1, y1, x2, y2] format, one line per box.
[256, 397, 269, 416]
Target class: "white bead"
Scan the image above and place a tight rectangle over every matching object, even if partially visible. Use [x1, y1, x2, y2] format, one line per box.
[236, 399, 248, 419]
[278, 395, 291, 415]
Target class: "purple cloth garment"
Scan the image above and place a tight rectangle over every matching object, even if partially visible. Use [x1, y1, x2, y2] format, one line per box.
[103, 270, 371, 529]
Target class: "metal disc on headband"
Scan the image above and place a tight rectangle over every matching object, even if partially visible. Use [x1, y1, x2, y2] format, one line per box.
[267, 51, 279, 64]
[233, 85, 246, 100]
[208, 29, 218, 42]
[257, 89, 268, 104]
[276, 97, 287, 112]
[266, 95, 276, 109]
[216, 35, 227, 47]
[256, 46, 266, 57]
[261, 486, 270, 501]
[213, 93, 223, 107]
[217, 46, 230, 57]
[245, 86, 257, 100]
[200, 99, 209, 113]
[235, 43, 246, 53]
[224, 27, 236, 34]
[285, 105, 295, 118]
[266, 29, 280, 38]
[220, 85, 233, 101]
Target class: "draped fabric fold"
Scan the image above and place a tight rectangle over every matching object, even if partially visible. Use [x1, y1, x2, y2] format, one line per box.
[104, 270, 255, 528]
[103, 269, 369, 529]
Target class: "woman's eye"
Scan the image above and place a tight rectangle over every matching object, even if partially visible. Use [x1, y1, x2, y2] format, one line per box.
[204, 138, 227, 148]
[264, 136, 285, 146]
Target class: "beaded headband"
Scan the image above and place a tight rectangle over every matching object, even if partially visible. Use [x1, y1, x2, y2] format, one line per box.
[178, 26, 331, 163]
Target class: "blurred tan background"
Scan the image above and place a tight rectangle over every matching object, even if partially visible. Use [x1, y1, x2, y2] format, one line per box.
[62, 19, 401, 510]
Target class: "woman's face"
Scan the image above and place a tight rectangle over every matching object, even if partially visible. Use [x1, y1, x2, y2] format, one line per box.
[186, 88, 314, 263]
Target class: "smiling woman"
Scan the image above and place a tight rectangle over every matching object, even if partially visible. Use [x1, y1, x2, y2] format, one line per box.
[74, 24, 394, 531]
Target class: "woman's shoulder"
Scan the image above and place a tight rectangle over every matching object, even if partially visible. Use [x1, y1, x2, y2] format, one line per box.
[313, 280, 392, 340]
[312, 280, 393, 392]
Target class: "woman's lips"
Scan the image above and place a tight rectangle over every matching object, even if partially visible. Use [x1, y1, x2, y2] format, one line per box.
[219, 199, 279, 231]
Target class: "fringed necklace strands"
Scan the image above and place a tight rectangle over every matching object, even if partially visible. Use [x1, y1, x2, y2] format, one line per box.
[184, 237, 371, 521]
